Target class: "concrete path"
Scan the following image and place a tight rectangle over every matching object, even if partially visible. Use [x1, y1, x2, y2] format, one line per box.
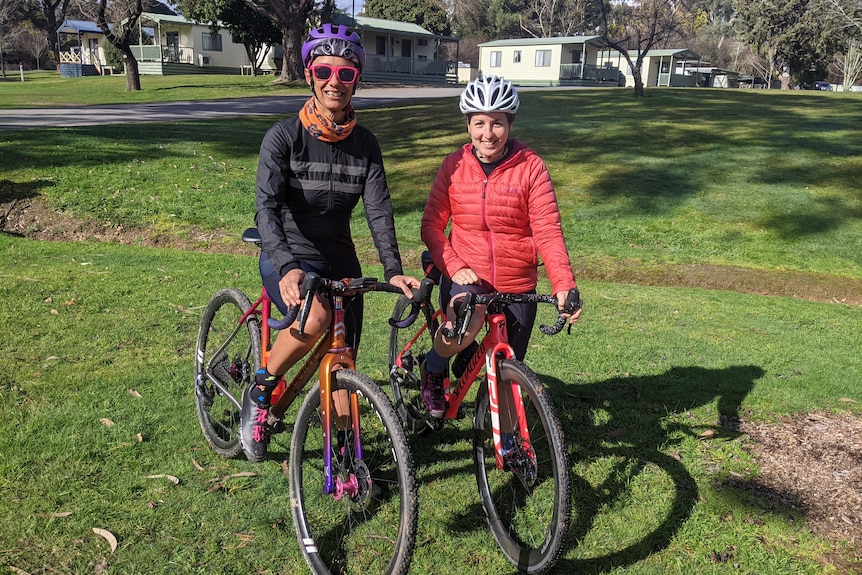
[0, 86, 465, 130]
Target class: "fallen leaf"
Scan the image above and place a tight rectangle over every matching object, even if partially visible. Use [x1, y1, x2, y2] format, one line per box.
[225, 472, 256, 479]
[191, 458, 206, 472]
[99, 418, 115, 427]
[8, 567, 32, 575]
[136, 433, 143, 442]
[50, 309, 59, 315]
[699, 429, 717, 439]
[92, 527, 118, 553]
[146, 474, 180, 485]
[34, 511, 72, 518]
[838, 398, 857, 403]
[128, 389, 142, 398]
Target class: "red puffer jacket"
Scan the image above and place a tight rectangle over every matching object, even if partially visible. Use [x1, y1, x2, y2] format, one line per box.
[421, 139, 576, 295]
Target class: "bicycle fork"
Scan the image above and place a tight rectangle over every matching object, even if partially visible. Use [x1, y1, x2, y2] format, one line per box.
[318, 301, 368, 502]
[484, 337, 536, 475]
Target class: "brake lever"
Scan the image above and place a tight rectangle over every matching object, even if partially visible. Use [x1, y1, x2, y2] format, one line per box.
[297, 272, 322, 335]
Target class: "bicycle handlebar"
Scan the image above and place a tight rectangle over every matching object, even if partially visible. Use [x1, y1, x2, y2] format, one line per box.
[266, 274, 434, 333]
[440, 288, 582, 341]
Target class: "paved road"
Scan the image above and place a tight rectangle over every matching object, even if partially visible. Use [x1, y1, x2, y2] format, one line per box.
[0, 86, 466, 130]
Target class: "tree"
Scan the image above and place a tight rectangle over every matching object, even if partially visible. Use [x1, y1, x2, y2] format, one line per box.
[364, 0, 452, 36]
[815, 0, 862, 89]
[733, 0, 837, 87]
[0, 0, 19, 76]
[80, 0, 145, 90]
[599, 0, 694, 97]
[831, 38, 862, 89]
[520, 0, 597, 38]
[236, 0, 313, 82]
[21, 0, 72, 68]
[12, 20, 50, 69]
[180, 0, 281, 75]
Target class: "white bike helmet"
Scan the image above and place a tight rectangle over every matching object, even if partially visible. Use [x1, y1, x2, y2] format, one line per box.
[459, 75, 520, 115]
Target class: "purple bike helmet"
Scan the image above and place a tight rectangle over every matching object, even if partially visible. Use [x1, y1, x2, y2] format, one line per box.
[301, 23, 366, 70]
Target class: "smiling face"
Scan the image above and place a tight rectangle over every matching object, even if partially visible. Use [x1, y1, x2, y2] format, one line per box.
[467, 112, 513, 163]
[304, 55, 359, 123]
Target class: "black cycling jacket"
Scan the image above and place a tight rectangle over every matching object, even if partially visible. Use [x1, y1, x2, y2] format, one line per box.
[255, 115, 404, 281]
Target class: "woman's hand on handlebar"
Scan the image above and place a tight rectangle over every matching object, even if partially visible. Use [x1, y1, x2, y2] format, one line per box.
[388, 274, 421, 297]
[279, 268, 305, 308]
[555, 288, 583, 325]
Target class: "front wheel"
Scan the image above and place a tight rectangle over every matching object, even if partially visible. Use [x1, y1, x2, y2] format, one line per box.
[473, 359, 571, 574]
[194, 288, 261, 458]
[289, 370, 418, 575]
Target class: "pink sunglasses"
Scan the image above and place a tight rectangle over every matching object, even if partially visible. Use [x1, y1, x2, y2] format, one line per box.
[309, 64, 359, 84]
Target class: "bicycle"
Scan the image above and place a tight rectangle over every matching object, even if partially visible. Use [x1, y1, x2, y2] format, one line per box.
[194, 227, 422, 575]
[388, 253, 581, 574]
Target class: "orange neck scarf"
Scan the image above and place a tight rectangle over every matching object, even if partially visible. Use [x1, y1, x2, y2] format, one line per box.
[298, 97, 356, 143]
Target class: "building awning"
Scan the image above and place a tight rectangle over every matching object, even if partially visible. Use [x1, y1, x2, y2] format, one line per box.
[334, 14, 458, 42]
[57, 19, 104, 35]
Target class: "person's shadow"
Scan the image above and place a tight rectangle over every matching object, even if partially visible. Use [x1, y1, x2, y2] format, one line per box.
[540, 364, 763, 574]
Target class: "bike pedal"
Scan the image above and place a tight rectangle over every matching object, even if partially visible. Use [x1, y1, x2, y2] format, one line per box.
[267, 413, 291, 434]
[425, 417, 444, 432]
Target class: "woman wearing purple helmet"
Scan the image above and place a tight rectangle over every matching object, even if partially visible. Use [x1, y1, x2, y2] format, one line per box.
[242, 23, 419, 462]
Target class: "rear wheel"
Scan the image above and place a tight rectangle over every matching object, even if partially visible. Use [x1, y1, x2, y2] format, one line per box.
[194, 288, 261, 458]
[387, 295, 437, 435]
[290, 370, 418, 575]
[473, 359, 571, 574]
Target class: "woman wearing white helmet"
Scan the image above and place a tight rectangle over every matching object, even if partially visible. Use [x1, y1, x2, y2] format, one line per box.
[419, 75, 582, 417]
[243, 24, 420, 462]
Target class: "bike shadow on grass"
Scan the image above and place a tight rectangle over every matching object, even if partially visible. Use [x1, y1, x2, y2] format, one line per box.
[407, 364, 764, 574]
[543, 363, 764, 574]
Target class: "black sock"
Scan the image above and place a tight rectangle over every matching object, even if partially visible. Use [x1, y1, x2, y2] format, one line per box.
[251, 369, 279, 407]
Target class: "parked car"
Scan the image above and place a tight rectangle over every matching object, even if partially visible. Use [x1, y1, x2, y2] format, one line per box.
[812, 81, 833, 91]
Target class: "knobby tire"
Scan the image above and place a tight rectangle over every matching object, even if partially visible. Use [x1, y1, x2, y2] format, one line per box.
[194, 288, 261, 459]
[473, 359, 571, 574]
[289, 370, 418, 575]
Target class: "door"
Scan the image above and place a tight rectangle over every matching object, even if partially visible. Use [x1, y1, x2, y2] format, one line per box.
[166, 32, 180, 63]
[88, 38, 99, 65]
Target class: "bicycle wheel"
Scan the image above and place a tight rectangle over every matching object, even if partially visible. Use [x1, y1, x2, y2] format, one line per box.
[290, 370, 418, 575]
[194, 288, 261, 459]
[473, 359, 571, 574]
[387, 294, 437, 435]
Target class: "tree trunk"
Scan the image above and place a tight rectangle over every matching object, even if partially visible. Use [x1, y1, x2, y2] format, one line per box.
[277, 23, 304, 82]
[631, 65, 645, 97]
[122, 47, 141, 91]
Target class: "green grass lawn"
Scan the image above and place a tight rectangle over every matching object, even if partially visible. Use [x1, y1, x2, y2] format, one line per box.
[0, 75, 860, 574]
[0, 71, 308, 107]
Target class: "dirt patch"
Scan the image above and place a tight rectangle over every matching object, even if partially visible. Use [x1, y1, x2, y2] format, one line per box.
[736, 412, 862, 571]
[3, 196, 861, 306]
[2, 195, 862, 566]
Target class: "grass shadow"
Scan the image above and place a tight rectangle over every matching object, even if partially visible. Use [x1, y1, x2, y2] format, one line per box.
[537, 364, 764, 573]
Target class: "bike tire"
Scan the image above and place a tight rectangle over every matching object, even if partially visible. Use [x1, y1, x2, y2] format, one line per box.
[387, 294, 437, 435]
[290, 370, 418, 575]
[193, 287, 261, 459]
[473, 359, 571, 574]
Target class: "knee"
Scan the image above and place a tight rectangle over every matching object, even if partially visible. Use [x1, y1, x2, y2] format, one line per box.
[299, 304, 330, 337]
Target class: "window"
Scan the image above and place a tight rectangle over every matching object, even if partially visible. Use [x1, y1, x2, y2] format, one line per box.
[376, 36, 387, 55]
[513, 50, 521, 63]
[490, 51, 502, 68]
[202, 33, 222, 51]
[535, 49, 551, 67]
[418, 39, 428, 46]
